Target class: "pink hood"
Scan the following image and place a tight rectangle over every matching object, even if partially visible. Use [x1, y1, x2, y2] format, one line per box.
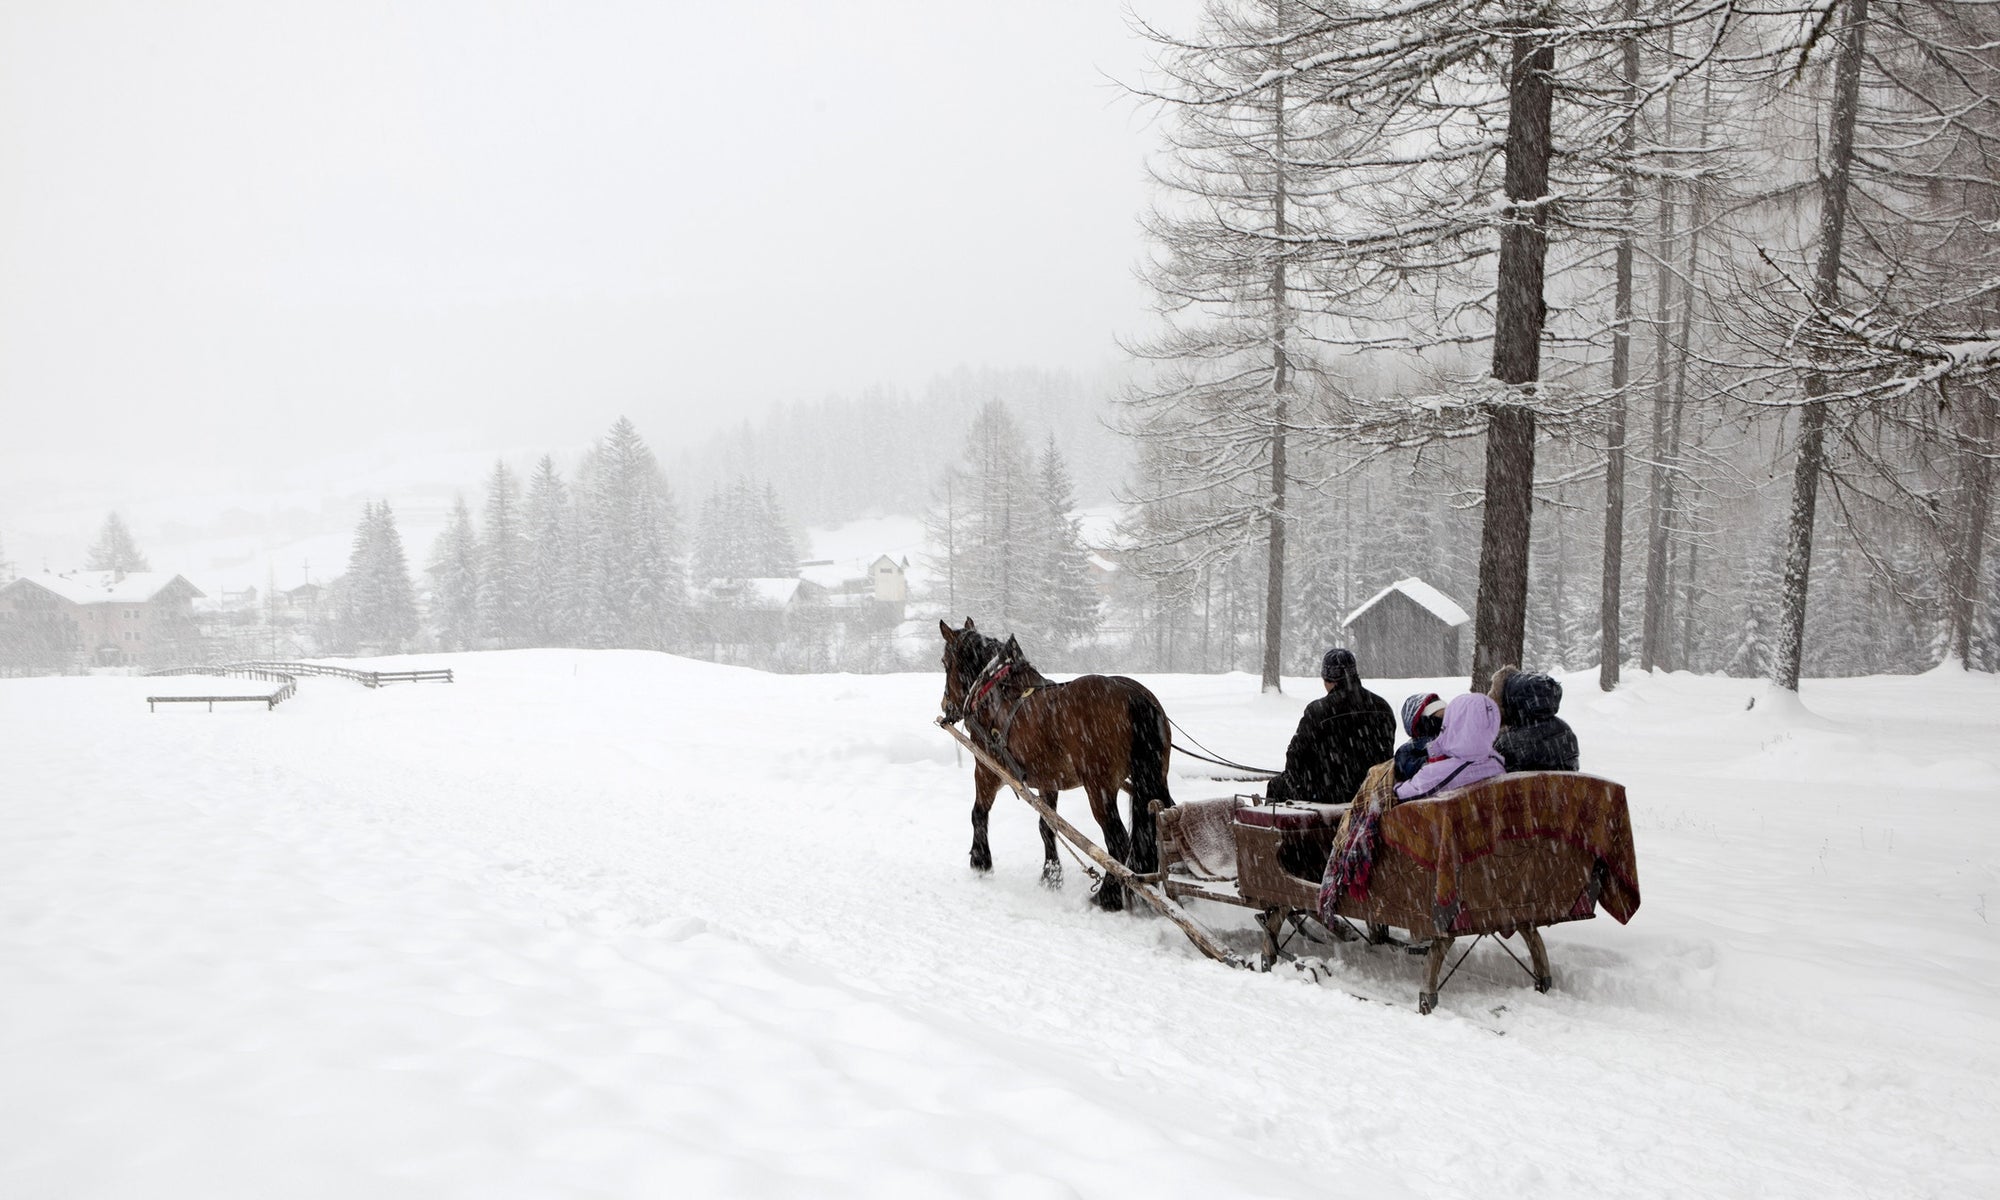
[1395, 693, 1506, 800]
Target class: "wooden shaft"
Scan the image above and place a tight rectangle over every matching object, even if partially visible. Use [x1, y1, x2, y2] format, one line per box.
[937, 720, 1248, 969]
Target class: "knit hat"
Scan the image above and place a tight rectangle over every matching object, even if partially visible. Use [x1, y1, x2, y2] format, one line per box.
[1321, 647, 1358, 681]
[1400, 692, 1445, 737]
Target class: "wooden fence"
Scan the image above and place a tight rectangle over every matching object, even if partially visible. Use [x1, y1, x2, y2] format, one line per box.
[142, 659, 452, 711]
[145, 665, 299, 712]
[229, 660, 455, 688]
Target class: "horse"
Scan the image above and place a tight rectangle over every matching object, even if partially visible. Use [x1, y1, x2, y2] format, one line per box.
[937, 618, 1175, 911]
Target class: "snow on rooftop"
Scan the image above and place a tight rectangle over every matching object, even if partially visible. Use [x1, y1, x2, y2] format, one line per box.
[1342, 577, 1470, 628]
[742, 577, 803, 609]
[9, 571, 203, 605]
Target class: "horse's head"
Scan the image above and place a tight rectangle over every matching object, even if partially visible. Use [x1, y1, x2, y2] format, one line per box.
[938, 617, 1002, 724]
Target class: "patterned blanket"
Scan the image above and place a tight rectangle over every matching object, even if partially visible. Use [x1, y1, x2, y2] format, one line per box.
[1321, 767, 1641, 931]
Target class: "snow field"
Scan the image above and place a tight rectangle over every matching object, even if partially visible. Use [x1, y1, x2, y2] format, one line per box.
[2, 653, 1996, 1198]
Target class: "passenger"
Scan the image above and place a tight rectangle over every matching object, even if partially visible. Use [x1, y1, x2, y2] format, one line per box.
[1266, 648, 1397, 807]
[1393, 692, 1447, 783]
[1487, 665, 1581, 772]
[1395, 693, 1507, 800]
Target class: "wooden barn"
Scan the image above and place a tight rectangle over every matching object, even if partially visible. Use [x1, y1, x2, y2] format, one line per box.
[1341, 577, 1471, 679]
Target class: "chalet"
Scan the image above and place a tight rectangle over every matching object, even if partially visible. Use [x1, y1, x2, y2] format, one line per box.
[1341, 577, 1471, 679]
[0, 570, 206, 673]
[797, 555, 908, 625]
[698, 576, 829, 644]
[283, 581, 323, 617]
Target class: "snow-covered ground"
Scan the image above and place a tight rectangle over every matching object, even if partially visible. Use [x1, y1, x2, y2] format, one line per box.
[3, 654, 1996, 1198]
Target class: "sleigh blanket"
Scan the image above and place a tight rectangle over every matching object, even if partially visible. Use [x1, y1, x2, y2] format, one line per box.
[1323, 769, 1641, 935]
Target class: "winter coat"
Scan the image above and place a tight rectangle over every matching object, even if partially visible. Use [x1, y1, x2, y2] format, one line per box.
[1393, 691, 1444, 783]
[1266, 680, 1397, 807]
[1489, 667, 1580, 772]
[1396, 693, 1507, 800]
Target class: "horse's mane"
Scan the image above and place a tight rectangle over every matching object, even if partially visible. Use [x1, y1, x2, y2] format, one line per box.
[955, 628, 1049, 688]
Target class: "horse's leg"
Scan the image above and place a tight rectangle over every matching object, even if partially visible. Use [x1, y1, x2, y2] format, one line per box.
[1038, 790, 1062, 889]
[1086, 780, 1131, 912]
[1124, 697, 1174, 875]
[969, 764, 1000, 872]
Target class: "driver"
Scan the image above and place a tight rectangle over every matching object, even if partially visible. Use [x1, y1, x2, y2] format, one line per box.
[1265, 648, 1396, 807]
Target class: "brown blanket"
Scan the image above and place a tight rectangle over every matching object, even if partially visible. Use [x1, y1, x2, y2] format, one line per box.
[1377, 771, 1642, 926]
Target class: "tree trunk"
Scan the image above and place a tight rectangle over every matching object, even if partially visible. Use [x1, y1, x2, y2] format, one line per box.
[1262, 75, 1291, 693]
[1599, 2, 1639, 691]
[1946, 379, 1997, 665]
[1641, 33, 1679, 674]
[1471, 25, 1555, 694]
[1775, 0, 1869, 692]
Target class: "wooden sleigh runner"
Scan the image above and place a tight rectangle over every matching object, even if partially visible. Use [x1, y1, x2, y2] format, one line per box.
[940, 718, 1641, 1014]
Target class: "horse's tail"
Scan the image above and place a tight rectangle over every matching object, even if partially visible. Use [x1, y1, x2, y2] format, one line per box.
[1127, 689, 1174, 874]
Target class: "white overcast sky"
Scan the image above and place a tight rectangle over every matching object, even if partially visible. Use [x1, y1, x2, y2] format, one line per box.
[0, 0, 1199, 512]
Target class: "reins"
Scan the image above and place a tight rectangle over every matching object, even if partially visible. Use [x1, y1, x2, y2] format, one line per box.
[1165, 717, 1281, 779]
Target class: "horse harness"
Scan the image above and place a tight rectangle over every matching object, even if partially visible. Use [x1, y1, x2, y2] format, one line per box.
[961, 653, 1063, 783]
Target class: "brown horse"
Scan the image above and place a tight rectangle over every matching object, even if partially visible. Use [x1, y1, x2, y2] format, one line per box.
[937, 618, 1175, 911]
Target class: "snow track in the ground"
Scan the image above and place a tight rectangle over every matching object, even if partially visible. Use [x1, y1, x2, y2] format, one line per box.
[2, 653, 1996, 1199]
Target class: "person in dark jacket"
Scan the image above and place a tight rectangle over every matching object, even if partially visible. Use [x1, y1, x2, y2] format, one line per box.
[1266, 648, 1397, 806]
[1393, 692, 1447, 782]
[1487, 665, 1581, 772]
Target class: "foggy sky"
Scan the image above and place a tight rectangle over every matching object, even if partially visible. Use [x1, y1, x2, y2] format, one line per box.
[0, 1, 1198, 513]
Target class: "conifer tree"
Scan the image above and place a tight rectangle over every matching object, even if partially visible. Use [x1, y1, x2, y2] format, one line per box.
[339, 501, 419, 653]
[85, 512, 150, 576]
[478, 461, 529, 646]
[754, 483, 800, 577]
[577, 417, 684, 650]
[927, 401, 1032, 630]
[373, 502, 419, 650]
[430, 495, 481, 651]
[523, 455, 576, 646]
[1023, 435, 1102, 648]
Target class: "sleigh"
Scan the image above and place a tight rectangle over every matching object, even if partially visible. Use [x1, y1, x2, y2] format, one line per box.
[1157, 773, 1641, 1012]
[938, 719, 1639, 1014]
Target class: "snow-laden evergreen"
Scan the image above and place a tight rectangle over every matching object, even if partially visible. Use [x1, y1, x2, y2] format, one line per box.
[478, 461, 530, 647]
[429, 496, 480, 653]
[83, 511, 150, 576]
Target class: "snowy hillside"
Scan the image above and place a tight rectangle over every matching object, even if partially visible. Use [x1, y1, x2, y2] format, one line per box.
[3, 655, 1996, 1198]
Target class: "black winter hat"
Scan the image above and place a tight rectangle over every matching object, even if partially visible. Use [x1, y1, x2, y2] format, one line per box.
[1321, 647, 1358, 681]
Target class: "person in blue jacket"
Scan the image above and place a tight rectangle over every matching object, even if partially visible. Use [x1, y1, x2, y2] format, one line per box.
[1393, 692, 1447, 782]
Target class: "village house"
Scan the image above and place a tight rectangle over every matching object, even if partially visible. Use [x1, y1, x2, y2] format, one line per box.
[0, 570, 206, 674]
[696, 576, 830, 647]
[798, 554, 908, 626]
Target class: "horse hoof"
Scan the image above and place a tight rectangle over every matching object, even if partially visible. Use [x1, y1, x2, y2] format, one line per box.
[1095, 884, 1125, 913]
[969, 850, 993, 872]
[1040, 864, 1063, 890]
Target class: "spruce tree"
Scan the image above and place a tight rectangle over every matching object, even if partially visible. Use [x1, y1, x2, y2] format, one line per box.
[85, 512, 150, 576]
[478, 461, 529, 646]
[577, 417, 684, 650]
[523, 455, 577, 646]
[373, 502, 419, 651]
[928, 401, 1032, 631]
[754, 482, 799, 577]
[1026, 435, 1101, 649]
[337, 501, 419, 653]
[430, 495, 481, 651]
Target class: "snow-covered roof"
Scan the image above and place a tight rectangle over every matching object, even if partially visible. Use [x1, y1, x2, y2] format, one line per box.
[1342, 577, 1470, 629]
[742, 577, 804, 609]
[798, 560, 861, 590]
[6, 571, 204, 605]
[1086, 553, 1119, 574]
